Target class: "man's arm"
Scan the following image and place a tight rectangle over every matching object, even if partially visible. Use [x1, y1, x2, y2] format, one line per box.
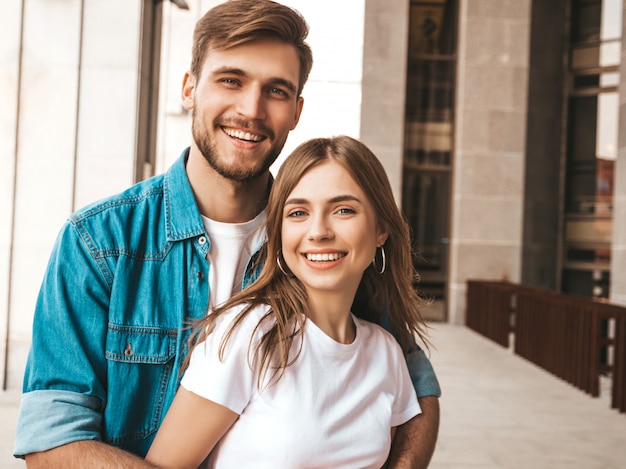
[387, 396, 440, 469]
[25, 441, 159, 469]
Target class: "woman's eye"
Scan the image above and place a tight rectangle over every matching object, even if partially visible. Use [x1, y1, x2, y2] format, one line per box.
[337, 207, 356, 215]
[287, 210, 307, 218]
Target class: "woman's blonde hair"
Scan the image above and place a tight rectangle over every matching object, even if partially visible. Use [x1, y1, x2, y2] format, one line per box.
[187, 136, 429, 386]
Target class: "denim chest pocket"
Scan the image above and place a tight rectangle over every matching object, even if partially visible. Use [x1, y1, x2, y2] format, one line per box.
[104, 324, 178, 453]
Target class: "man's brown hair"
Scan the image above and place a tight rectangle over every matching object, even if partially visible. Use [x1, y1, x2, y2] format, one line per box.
[191, 0, 313, 96]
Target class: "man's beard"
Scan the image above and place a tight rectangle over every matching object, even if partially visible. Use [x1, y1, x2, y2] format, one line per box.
[192, 108, 286, 183]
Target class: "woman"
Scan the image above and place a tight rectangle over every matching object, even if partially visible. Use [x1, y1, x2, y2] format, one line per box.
[145, 136, 431, 468]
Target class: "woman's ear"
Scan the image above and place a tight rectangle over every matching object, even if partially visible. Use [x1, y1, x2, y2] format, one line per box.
[377, 230, 389, 247]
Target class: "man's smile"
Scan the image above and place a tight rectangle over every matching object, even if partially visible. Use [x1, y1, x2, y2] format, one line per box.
[222, 126, 266, 143]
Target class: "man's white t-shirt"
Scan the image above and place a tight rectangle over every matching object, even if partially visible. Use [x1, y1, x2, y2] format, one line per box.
[202, 210, 266, 309]
[181, 303, 421, 469]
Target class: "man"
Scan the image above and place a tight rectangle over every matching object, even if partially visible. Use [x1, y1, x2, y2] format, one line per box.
[15, 1, 440, 467]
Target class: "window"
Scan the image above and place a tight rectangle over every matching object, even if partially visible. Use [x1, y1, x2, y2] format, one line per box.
[403, 0, 457, 320]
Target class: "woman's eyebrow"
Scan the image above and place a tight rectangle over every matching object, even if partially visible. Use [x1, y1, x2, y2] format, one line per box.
[284, 195, 362, 206]
[284, 197, 308, 206]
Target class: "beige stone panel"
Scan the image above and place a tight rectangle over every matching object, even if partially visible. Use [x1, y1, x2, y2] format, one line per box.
[447, 282, 467, 325]
[361, 58, 406, 137]
[463, 65, 527, 113]
[464, 18, 509, 65]
[360, 108, 404, 198]
[460, 109, 490, 151]
[362, 0, 407, 60]
[508, 20, 531, 67]
[467, 0, 531, 19]
[363, 51, 407, 96]
[363, 144, 403, 204]
[459, 152, 524, 198]
[610, 246, 626, 305]
[453, 243, 521, 285]
[511, 65, 530, 109]
[611, 292, 626, 307]
[488, 110, 527, 153]
[455, 197, 523, 243]
[360, 0, 408, 206]
[611, 198, 626, 244]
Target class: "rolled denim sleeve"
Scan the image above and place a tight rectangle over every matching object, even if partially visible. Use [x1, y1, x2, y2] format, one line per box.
[15, 221, 111, 456]
[406, 347, 441, 398]
[14, 390, 103, 458]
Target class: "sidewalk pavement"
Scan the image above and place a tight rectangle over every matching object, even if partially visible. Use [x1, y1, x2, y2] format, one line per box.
[1, 323, 626, 468]
[1, 389, 21, 468]
[428, 324, 626, 468]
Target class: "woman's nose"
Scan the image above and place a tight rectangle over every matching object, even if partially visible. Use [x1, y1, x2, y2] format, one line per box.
[307, 215, 333, 241]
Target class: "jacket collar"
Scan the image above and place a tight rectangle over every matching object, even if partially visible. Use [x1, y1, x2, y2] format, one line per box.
[163, 148, 206, 242]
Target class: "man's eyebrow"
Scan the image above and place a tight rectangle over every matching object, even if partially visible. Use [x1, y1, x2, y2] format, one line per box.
[210, 66, 246, 77]
[269, 77, 298, 95]
[210, 66, 297, 94]
[284, 195, 362, 206]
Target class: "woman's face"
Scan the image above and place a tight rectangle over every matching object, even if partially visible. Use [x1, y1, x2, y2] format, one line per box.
[280, 159, 387, 298]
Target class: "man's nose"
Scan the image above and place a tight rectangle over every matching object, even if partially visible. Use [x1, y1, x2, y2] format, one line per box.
[236, 86, 266, 120]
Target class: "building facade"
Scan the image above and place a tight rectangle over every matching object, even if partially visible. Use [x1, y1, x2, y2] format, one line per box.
[1, 0, 625, 390]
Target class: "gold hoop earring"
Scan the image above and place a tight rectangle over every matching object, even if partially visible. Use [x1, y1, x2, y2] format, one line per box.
[277, 250, 292, 277]
[372, 245, 386, 274]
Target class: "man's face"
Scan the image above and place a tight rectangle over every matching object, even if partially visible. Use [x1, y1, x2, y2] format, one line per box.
[182, 39, 304, 183]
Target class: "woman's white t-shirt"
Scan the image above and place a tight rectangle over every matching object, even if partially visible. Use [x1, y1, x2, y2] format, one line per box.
[181, 304, 421, 469]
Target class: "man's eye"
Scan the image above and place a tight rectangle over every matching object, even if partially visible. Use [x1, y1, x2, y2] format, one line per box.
[269, 87, 288, 97]
[221, 78, 239, 86]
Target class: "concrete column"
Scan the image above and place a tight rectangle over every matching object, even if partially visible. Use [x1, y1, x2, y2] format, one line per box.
[611, 2, 626, 306]
[449, 0, 532, 324]
[360, 0, 410, 203]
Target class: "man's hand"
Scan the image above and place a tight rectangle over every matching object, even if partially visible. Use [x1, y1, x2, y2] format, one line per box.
[387, 396, 440, 468]
[25, 440, 158, 469]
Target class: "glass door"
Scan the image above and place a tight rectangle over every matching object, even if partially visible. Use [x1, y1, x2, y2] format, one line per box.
[403, 0, 457, 320]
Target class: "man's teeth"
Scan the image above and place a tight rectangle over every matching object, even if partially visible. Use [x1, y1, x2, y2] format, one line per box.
[224, 128, 263, 142]
[306, 253, 344, 262]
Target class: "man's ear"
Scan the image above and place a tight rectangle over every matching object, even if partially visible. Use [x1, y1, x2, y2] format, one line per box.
[291, 96, 304, 130]
[181, 71, 195, 111]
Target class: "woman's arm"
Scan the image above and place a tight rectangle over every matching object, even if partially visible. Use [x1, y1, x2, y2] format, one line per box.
[145, 386, 238, 469]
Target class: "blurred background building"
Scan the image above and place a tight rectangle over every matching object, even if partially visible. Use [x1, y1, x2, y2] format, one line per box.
[1, 0, 625, 390]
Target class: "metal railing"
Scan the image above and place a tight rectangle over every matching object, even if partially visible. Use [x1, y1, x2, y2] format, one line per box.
[466, 280, 626, 414]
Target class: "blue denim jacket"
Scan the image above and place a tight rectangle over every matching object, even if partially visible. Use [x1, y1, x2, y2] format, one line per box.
[15, 149, 440, 458]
